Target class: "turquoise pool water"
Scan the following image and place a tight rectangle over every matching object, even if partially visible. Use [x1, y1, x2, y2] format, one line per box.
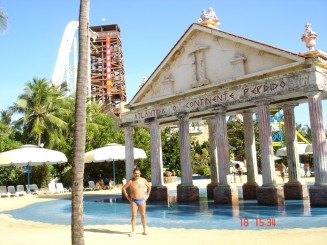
[2, 187, 327, 230]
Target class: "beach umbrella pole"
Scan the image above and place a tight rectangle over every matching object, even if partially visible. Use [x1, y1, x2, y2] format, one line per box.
[27, 170, 30, 193]
[24, 164, 31, 193]
[113, 160, 116, 188]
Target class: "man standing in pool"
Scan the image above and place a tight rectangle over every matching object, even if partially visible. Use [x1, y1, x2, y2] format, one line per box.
[122, 167, 151, 237]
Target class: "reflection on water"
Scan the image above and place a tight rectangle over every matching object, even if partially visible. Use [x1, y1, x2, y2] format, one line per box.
[2, 189, 327, 230]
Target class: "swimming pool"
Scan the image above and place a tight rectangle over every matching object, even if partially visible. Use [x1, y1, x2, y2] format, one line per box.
[2, 187, 327, 230]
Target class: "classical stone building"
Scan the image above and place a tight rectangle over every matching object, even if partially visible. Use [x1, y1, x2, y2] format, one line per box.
[121, 9, 327, 206]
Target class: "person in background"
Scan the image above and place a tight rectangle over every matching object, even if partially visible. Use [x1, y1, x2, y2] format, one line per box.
[109, 179, 114, 189]
[95, 180, 102, 190]
[304, 163, 310, 177]
[280, 163, 287, 182]
[233, 163, 243, 183]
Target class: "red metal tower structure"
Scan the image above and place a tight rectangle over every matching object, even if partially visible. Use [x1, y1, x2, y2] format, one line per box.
[89, 24, 126, 117]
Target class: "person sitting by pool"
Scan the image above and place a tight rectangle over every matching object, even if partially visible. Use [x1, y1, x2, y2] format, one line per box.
[95, 180, 102, 190]
[95, 179, 106, 190]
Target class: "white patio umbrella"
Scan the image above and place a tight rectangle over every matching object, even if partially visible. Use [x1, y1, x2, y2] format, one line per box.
[276, 142, 313, 157]
[84, 143, 147, 186]
[305, 140, 327, 153]
[0, 144, 67, 192]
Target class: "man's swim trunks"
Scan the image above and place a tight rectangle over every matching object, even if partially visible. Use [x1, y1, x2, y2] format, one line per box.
[132, 197, 145, 206]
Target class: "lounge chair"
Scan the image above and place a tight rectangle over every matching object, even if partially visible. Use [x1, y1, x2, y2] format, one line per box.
[0, 186, 10, 198]
[28, 184, 43, 194]
[26, 184, 37, 194]
[55, 183, 69, 193]
[48, 182, 57, 194]
[84, 180, 98, 191]
[7, 186, 19, 197]
[89, 180, 100, 190]
[16, 185, 27, 196]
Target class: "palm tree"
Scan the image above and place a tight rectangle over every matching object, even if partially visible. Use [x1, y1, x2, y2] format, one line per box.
[0, 8, 8, 32]
[12, 77, 69, 148]
[0, 109, 13, 125]
[71, 0, 89, 244]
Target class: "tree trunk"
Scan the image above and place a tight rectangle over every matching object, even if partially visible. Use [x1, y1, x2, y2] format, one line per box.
[71, 0, 89, 244]
[38, 133, 41, 147]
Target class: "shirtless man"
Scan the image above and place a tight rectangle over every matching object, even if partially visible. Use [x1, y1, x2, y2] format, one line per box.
[122, 167, 151, 237]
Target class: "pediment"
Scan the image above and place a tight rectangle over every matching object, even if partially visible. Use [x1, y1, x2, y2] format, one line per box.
[128, 23, 305, 108]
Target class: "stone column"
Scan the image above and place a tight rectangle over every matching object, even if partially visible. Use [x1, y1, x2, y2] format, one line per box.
[123, 126, 134, 200]
[282, 103, 308, 200]
[176, 113, 199, 202]
[256, 101, 284, 205]
[241, 110, 259, 200]
[124, 126, 135, 180]
[206, 117, 219, 199]
[213, 108, 238, 204]
[307, 92, 327, 206]
[148, 118, 168, 201]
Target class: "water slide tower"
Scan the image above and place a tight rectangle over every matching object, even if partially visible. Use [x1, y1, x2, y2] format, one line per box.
[52, 22, 126, 118]
[89, 24, 126, 117]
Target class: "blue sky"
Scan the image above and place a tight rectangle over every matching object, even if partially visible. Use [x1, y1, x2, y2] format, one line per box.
[0, 0, 326, 128]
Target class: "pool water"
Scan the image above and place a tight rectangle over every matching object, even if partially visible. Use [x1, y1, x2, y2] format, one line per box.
[2, 187, 327, 230]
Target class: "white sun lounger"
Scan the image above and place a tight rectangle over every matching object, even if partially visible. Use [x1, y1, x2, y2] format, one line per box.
[16, 185, 27, 196]
[7, 186, 19, 197]
[84, 180, 98, 191]
[27, 184, 43, 194]
[55, 183, 69, 193]
[0, 186, 10, 198]
[88, 181, 98, 190]
[48, 182, 58, 194]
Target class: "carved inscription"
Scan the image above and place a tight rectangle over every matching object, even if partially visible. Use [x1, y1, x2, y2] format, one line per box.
[185, 92, 234, 109]
[125, 73, 312, 123]
[134, 108, 169, 120]
[243, 79, 286, 98]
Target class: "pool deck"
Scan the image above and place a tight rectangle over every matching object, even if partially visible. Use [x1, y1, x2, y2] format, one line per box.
[0, 176, 326, 245]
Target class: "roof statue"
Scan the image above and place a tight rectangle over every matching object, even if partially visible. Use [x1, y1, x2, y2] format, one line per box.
[198, 7, 220, 28]
[301, 23, 318, 52]
[139, 76, 147, 88]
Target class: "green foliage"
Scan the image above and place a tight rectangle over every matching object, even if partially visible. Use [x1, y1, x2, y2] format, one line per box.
[133, 128, 151, 179]
[0, 109, 13, 125]
[0, 8, 8, 32]
[0, 124, 21, 152]
[227, 119, 261, 169]
[227, 120, 245, 159]
[58, 166, 73, 189]
[193, 146, 210, 176]
[11, 78, 70, 148]
[0, 166, 25, 186]
[85, 102, 122, 151]
[197, 164, 211, 176]
[0, 121, 22, 186]
[0, 123, 58, 188]
[30, 164, 56, 188]
[4, 78, 320, 188]
[161, 127, 181, 176]
[82, 102, 126, 184]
